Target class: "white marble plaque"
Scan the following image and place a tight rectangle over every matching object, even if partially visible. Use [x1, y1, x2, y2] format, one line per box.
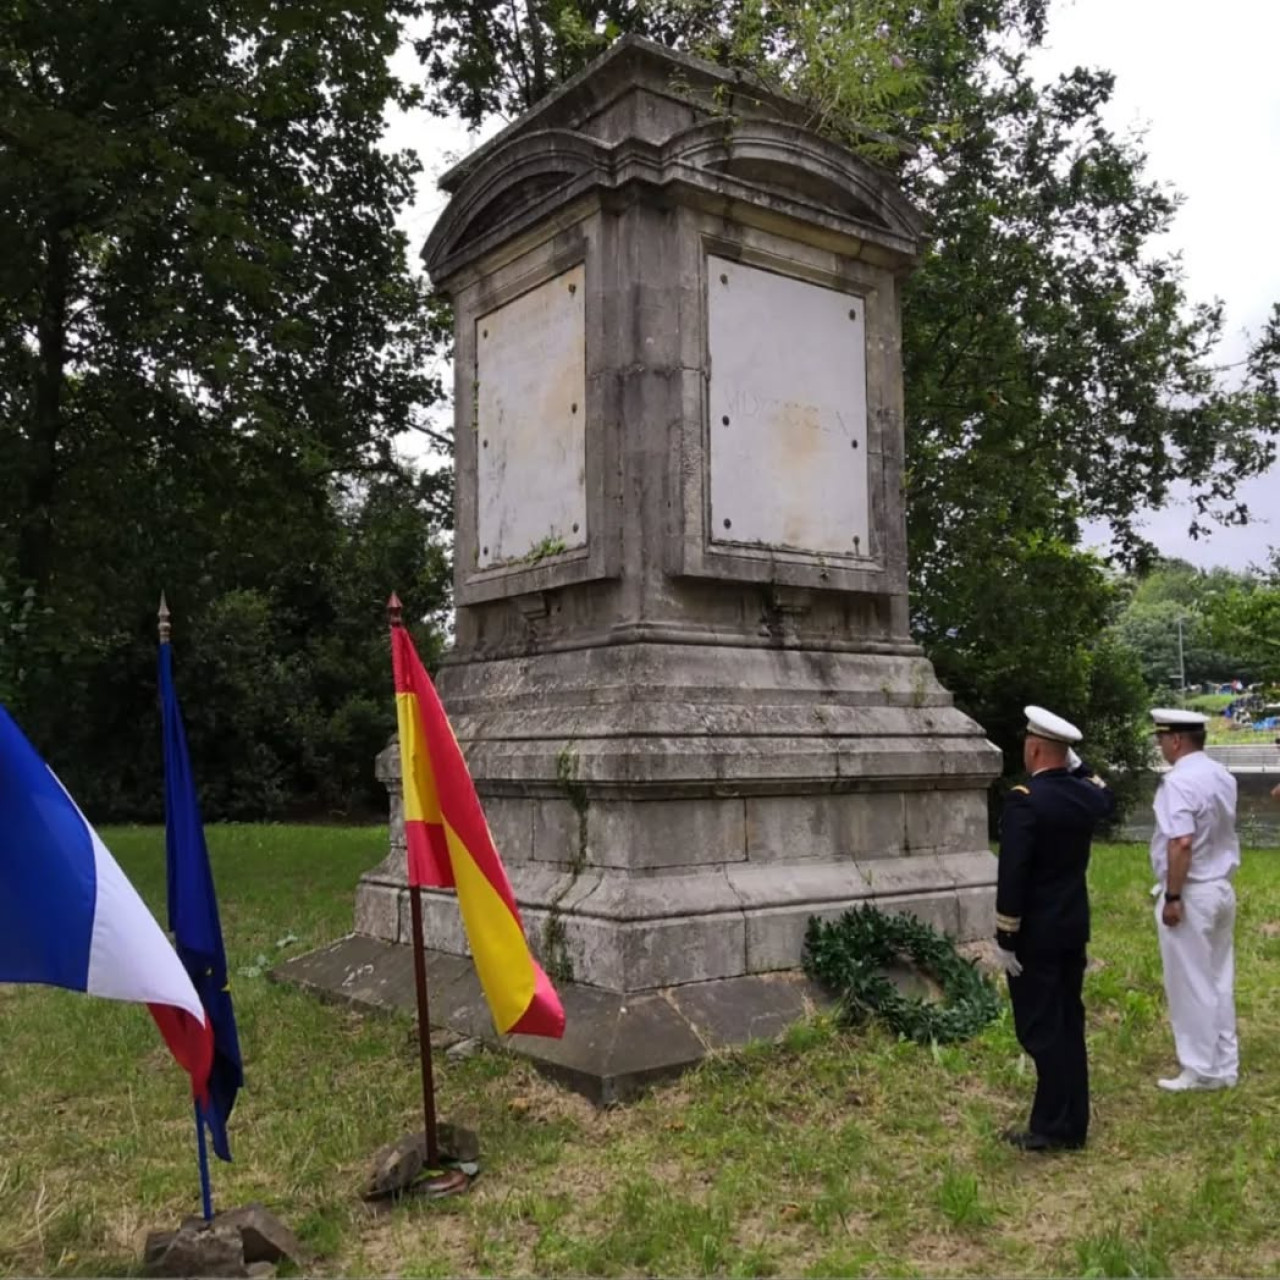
[475, 265, 587, 568]
[707, 256, 869, 556]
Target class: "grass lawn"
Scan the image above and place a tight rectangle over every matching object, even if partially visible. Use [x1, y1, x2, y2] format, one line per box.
[1204, 720, 1277, 745]
[3, 826, 1280, 1278]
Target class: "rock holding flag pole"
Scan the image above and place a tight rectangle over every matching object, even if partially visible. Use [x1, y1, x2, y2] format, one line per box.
[143, 1205, 310, 1279]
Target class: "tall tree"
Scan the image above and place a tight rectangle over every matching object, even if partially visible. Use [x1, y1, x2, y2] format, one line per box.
[1110, 559, 1264, 692]
[1, 0, 450, 816]
[1204, 552, 1280, 686]
[2, 0, 434, 594]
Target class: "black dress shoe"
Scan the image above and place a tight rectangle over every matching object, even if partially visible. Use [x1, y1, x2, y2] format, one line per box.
[1002, 1128, 1085, 1152]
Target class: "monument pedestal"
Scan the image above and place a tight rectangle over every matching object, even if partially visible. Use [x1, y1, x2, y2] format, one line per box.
[283, 36, 1002, 1094]
[355, 642, 997, 994]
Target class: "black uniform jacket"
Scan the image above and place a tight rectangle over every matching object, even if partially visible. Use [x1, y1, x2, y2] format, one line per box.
[995, 763, 1116, 953]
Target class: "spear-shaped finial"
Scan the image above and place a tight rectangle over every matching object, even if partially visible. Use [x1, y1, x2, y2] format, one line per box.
[158, 592, 172, 645]
[387, 591, 403, 628]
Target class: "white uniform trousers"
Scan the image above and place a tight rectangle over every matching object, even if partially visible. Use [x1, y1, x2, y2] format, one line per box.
[1155, 877, 1238, 1083]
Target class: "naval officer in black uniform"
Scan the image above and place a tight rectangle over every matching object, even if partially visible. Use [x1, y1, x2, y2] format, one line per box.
[995, 705, 1116, 1151]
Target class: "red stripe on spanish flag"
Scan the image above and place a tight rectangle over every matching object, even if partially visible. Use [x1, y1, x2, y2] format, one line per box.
[390, 624, 565, 1039]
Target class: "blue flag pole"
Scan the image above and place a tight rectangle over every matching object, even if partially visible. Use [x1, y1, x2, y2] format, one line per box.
[159, 594, 243, 1217]
[194, 1101, 214, 1221]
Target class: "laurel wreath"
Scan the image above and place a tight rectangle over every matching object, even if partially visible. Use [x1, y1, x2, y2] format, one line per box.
[802, 904, 1000, 1045]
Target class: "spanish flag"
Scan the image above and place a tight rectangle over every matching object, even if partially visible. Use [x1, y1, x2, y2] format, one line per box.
[391, 622, 565, 1039]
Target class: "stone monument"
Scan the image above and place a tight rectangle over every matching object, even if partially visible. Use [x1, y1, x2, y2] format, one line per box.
[286, 36, 1002, 1099]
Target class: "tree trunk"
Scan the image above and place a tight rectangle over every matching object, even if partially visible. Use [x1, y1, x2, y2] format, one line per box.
[525, 0, 550, 104]
[18, 225, 70, 594]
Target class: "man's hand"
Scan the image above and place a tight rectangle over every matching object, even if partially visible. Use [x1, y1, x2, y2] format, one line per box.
[1162, 898, 1184, 928]
[995, 946, 1023, 977]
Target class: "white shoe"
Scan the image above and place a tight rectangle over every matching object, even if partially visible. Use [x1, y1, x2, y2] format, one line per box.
[1157, 1069, 1231, 1092]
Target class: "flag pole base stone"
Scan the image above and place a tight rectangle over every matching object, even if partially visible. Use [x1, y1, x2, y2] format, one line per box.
[142, 1203, 309, 1278]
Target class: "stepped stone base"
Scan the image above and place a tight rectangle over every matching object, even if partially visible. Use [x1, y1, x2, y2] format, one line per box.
[354, 641, 1000, 993]
[271, 935, 838, 1105]
[355, 850, 997, 995]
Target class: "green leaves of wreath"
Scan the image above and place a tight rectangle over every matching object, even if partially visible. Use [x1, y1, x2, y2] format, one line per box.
[802, 905, 1000, 1044]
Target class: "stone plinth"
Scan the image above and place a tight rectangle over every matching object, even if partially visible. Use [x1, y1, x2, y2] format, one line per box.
[354, 36, 1001, 995]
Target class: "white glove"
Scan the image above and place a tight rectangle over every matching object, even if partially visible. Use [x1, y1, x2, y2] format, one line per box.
[995, 946, 1023, 978]
[1066, 747, 1083, 772]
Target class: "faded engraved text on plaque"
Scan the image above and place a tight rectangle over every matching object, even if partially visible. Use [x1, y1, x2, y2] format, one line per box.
[707, 256, 869, 557]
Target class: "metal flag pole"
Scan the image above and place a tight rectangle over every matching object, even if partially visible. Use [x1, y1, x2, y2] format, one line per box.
[388, 592, 441, 1171]
[160, 594, 215, 1223]
[194, 1101, 214, 1222]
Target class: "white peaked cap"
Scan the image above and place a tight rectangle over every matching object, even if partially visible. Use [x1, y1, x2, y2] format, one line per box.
[1024, 705, 1082, 744]
[1150, 708, 1208, 729]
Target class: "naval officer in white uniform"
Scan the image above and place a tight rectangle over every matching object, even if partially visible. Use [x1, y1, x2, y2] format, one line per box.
[1149, 708, 1240, 1092]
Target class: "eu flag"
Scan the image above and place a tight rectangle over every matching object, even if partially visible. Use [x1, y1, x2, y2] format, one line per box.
[159, 640, 243, 1162]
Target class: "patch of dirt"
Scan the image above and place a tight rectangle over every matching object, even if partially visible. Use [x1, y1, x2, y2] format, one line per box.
[737, 1217, 847, 1274]
[910, 1230, 1008, 1276]
[358, 1204, 473, 1275]
[487, 1063, 601, 1129]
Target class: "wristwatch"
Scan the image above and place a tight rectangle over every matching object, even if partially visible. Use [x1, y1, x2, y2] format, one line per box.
[1164, 892, 1182, 902]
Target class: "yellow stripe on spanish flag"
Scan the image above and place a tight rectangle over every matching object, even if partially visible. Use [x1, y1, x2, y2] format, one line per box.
[394, 689, 451, 886]
[445, 820, 537, 1032]
[390, 622, 565, 1039]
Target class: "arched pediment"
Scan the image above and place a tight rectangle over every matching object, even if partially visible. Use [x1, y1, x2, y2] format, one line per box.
[423, 130, 610, 277]
[423, 115, 924, 283]
[664, 120, 924, 243]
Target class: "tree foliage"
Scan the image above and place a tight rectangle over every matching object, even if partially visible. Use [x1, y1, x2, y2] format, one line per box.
[1202, 552, 1280, 686]
[1, 0, 449, 817]
[1112, 559, 1266, 692]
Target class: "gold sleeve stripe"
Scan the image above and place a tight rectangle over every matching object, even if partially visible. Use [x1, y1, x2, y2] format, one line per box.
[1010, 785, 1030, 795]
[996, 914, 1021, 931]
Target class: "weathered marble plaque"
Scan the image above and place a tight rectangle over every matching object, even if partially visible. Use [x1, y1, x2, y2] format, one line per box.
[707, 256, 869, 556]
[475, 264, 587, 568]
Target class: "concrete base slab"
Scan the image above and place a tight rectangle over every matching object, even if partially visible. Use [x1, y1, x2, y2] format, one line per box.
[271, 934, 834, 1105]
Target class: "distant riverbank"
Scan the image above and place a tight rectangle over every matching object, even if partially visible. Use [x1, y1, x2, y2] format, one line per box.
[1115, 764, 1279, 847]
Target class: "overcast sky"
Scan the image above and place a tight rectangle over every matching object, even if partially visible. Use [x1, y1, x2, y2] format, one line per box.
[385, 0, 1280, 572]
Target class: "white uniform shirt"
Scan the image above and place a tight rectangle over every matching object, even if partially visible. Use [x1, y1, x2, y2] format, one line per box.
[1149, 751, 1240, 883]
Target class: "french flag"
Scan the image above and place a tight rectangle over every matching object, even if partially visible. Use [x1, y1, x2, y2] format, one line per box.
[0, 705, 213, 1095]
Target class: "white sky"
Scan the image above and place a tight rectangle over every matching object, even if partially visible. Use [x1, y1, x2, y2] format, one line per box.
[384, 0, 1280, 571]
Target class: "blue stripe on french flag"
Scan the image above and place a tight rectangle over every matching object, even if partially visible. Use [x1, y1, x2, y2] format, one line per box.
[0, 705, 212, 1092]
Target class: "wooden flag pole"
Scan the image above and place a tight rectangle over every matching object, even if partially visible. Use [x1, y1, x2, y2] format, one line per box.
[389, 593, 442, 1171]
[408, 887, 441, 1169]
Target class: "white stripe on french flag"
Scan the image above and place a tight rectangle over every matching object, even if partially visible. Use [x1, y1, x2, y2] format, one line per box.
[0, 705, 213, 1093]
